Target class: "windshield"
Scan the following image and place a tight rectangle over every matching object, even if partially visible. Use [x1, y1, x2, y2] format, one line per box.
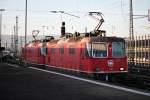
[86, 42, 107, 58]
[112, 42, 125, 57]
[92, 43, 107, 58]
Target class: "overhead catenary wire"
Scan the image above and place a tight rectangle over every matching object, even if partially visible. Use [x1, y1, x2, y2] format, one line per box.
[5, 9, 131, 15]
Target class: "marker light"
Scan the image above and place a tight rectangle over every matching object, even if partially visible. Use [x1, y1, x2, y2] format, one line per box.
[108, 60, 113, 67]
[120, 68, 124, 71]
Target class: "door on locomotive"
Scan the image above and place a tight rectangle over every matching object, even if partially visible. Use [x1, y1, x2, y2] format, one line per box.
[39, 43, 47, 64]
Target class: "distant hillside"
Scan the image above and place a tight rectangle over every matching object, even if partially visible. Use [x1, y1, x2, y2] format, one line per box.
[1, 34, 60, 50]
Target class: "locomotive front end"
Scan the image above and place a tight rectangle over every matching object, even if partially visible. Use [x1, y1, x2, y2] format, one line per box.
[85, 37, 128, 74]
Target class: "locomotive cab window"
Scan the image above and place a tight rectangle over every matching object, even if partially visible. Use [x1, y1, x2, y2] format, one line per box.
[91, 42, 107, 58]
[112, 42, 125, 57]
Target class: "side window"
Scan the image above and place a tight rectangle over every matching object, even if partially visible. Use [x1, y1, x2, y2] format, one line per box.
[60, 46, 64, 54]
[40, 47, 47, 56]
[69, 45, 75, 54]
[86, 43, 92, 57]
[92, 42, 107, 58]
[112, 42, 125, 57]
[48, 56, 50, 63]
[51, 48, 56, 54]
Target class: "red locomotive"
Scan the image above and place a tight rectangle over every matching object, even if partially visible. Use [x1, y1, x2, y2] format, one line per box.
[22, 40, 45, 65]
[44, 34, 128, 74]
[22, 12, 128, 79]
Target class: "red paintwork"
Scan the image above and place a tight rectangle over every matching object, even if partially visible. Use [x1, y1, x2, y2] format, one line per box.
[45, 37, 128, 73]
[22, 41, 45, 65]
[22, 36, 128, 74]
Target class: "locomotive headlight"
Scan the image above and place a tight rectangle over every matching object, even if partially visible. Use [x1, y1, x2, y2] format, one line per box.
[108, 60, 113, 67]
[120, 67, 124, 71]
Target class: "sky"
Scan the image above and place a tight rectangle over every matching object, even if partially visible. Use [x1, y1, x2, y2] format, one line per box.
[0, 0, 150, 40]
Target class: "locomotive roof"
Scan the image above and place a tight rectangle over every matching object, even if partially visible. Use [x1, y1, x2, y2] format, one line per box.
[48, 36, 125, 45]
[25, 36, 125, 48]
[89, 36, 125, 42]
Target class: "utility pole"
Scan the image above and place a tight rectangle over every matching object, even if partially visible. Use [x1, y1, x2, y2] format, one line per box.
[129, 0, 134, 40]
[13, 26, 16, 54]
[20, 37, 22, 48]
[20, 36, 24, 56]
[0, 9, 5, 48]
[25, 0, 28, 61]
[129, 0, 134, 65]
[25, 0, 27, 46]
[14, 16, 18, 57]
[11, 30, 14, 52]
[5, 42, 7, 51]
